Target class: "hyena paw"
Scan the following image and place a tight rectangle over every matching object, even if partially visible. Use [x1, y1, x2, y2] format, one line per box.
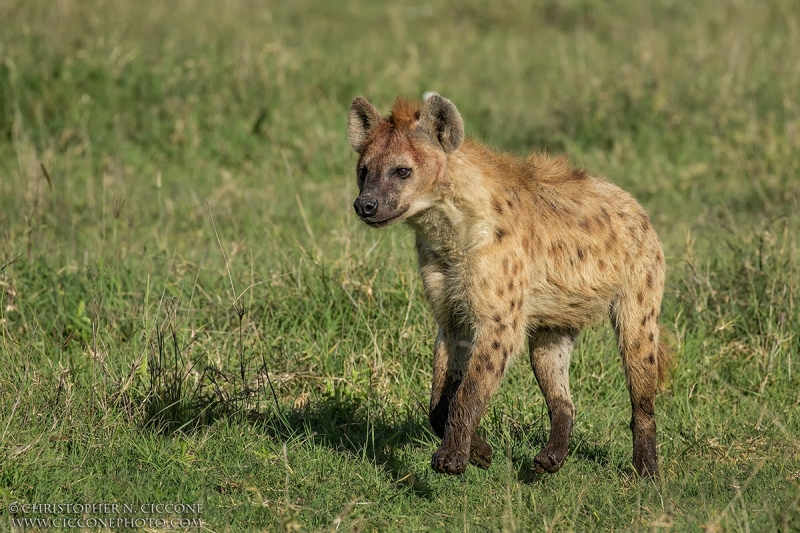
[431, 445, 469, 475]
[533, 446, 568, 474]
[633, 430, 659, 479]
[469, 435, 493, 469]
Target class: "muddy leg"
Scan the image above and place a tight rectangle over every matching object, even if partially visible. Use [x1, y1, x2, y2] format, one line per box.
[529, 327, 578, 473]
[428, 327, 493, 469]
[431, 323, 525, 475]
[611, 291, 663, 478]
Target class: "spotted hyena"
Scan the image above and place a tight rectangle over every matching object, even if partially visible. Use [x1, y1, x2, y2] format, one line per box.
[347, 94, 671, 478]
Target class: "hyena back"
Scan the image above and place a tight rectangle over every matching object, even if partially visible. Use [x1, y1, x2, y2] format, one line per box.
[347, 94, 670, 478]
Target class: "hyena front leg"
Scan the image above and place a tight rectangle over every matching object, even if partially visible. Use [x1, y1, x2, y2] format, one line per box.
[431, 320, 526, 475]
[611, 284, 664, 478]
[529, 327, 578, 473]
[429, 327, 493, 469]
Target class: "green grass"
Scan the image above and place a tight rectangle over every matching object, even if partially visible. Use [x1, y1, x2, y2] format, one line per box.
[1, 0, 799, 530]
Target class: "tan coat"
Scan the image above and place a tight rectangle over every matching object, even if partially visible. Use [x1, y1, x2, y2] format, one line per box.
[348, 94, 670, 478]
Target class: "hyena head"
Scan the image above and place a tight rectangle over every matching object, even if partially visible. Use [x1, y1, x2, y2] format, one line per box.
[347, 94, 464, 227]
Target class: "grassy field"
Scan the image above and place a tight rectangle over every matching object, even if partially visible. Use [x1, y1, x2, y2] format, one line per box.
[1, 0, 799, 530]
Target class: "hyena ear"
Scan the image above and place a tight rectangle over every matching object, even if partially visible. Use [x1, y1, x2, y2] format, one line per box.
[348, 97, 383, 153]
[419, 94, 464, 153]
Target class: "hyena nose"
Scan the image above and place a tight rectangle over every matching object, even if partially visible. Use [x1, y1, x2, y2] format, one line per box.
[353, 196, 378, 218]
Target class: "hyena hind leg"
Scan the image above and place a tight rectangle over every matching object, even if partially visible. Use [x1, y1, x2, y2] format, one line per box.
[529, 327, 578, 473]
[611, 292, 663, 479]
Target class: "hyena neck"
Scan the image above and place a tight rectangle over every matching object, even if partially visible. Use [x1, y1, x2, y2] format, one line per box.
[407, 205, 462, 263]
[406, 142, 495, 262]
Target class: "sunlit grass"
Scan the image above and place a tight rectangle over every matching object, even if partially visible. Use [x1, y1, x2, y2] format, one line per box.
[1, 0, 798, 530]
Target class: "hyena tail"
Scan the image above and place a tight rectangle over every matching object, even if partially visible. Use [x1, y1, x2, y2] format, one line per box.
[656, 326, 674, 391]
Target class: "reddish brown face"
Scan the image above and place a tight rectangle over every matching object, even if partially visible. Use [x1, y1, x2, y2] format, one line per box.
[347, 95, 464, 228]
[353, 129, 430, 227]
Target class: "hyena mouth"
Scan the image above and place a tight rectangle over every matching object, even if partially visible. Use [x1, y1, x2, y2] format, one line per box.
[364, 208, 409, 227]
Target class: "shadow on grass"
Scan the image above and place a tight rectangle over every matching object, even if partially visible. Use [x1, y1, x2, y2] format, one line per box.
[132, 325, 436, 497]
[118, 309, 434, 498]
[254, 391, 438, 498]
[135, 323, 632, 492]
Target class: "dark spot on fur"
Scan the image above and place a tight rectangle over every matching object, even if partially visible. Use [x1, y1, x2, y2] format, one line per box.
[496, 228, 507, 242]
[572, 168, 588, 180]
[577, 247, 585, 260]
[605, 232, 618, 251]
[637, 292, 644, 304]
[498, 323, 508, 332]
[503, 349, 508, 358]
[492, 340, 501, 350]
[632, 340, 641, 352]
[601, 207, 611, 221]
[594, 215, 603, 227]
[641, 314, 648, 326]
[498, 288, 505, 297]
[648, 332, 654, 342]
[486, 360, 495, 373]
[493, 199, 503, 214]
[641, 214, 650, 231]
[598, 259, 606, 271]
[512, 318, 519, 329]
[508, 280, 514, 291]
[493, 314, 502, 323]
[506, 198, 513, 208]
[646, 272, 653, 288]
[510, 300, 515, 310]
[647, 353, 655, 365]
[579, 218, 591, 231]
[569, 301, 580, 308]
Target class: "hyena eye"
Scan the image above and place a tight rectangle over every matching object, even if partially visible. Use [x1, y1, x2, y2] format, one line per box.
[396, 167, 411, 178]
[357, 167, 367, 183]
